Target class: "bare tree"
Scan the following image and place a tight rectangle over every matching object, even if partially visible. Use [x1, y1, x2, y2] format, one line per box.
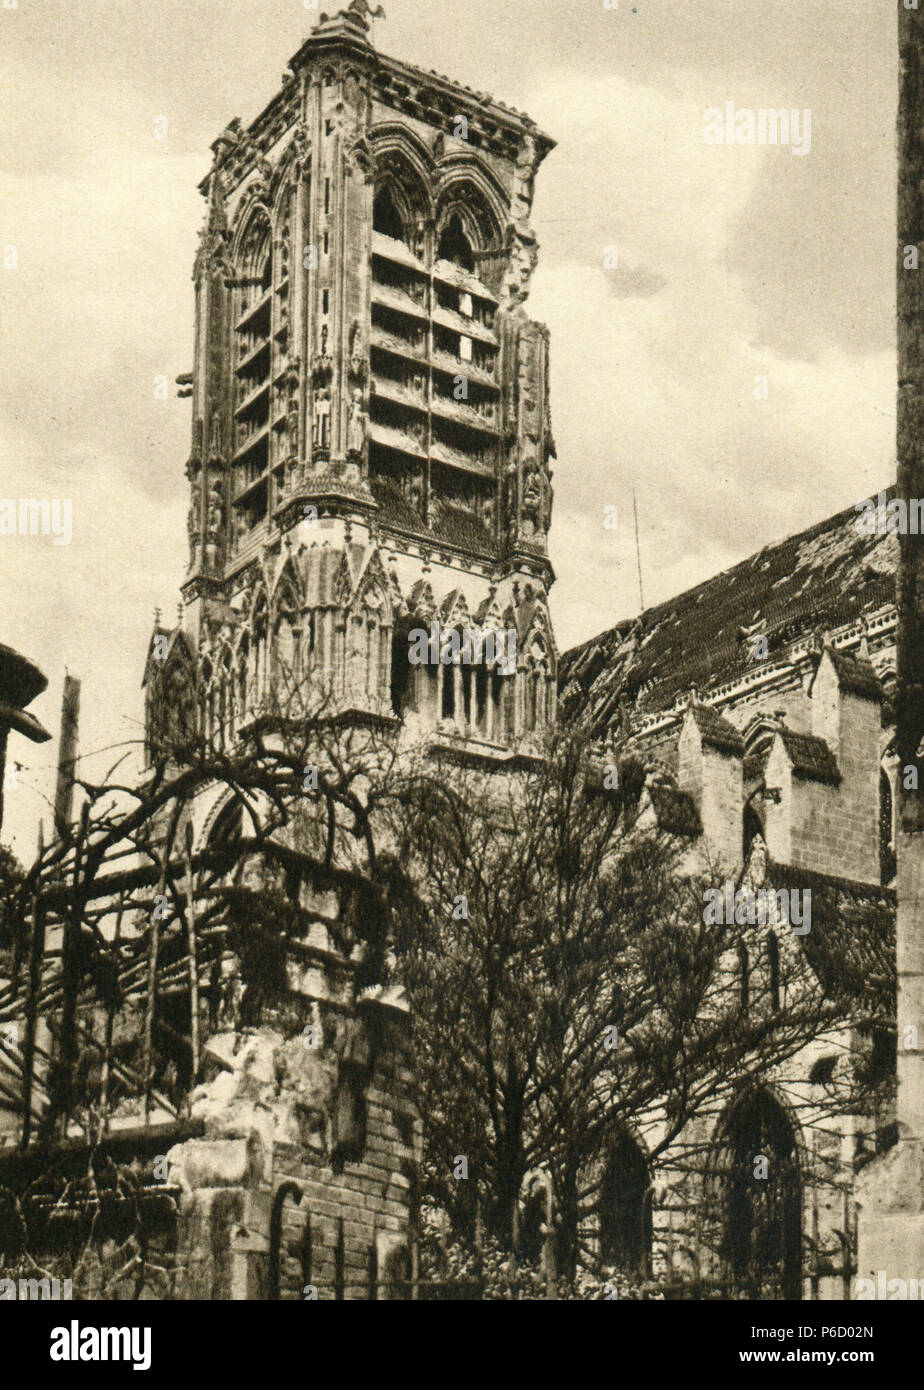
[389, 723, 894, 1281]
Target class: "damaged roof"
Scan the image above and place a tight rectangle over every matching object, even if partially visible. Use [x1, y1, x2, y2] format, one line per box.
[560, 488, 898, 735]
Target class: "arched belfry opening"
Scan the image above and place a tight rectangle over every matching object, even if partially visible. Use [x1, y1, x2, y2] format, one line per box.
[437, 213, 475, 271]
[373, 186, 405, 243]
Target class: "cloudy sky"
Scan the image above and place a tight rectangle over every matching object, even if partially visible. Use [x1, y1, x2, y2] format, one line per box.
[0, 0, 895, 860]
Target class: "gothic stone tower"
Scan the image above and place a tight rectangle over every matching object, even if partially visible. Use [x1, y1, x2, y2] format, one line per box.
[152, 2, 558, 760]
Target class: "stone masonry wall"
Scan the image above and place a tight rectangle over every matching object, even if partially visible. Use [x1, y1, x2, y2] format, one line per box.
[791, 691, 880, 885]
[164, 997, 419, 1301]
[273, 1031, 419, 1299]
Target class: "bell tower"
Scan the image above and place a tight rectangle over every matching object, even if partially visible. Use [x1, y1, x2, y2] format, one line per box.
[147, 3, 559, 761]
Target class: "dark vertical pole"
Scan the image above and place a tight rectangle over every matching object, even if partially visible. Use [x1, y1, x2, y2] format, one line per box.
[19, 895, 45, 1150]
[53, 676, 80, 841]
[58, 801, 89, 1138]
[99, 894, 124, 1137]
[143, 803, 181, 1124]
[12, 822, 42, 985]
[0, 727, 9, 837]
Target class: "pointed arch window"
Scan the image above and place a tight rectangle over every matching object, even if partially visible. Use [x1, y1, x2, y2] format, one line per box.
[711, 1089, 802, 1299]
[598, 1129, 653, 1274]
[489, 665, 506, 740]
[210, 797, 245, 855]
[209, 678, 218, 750]
[221, 649, 234, 745]
[460, 664, 472, 726]
[273, 591, 301, 707]
[233, 213, 273, 522]
[523, 637, 551, 737]
[199, 660, 213, 744]
[441, 651, 456, 721]
[743, 802, 763, 860]
[237, 636, 249, 723]
[880, 769, 896, 883]
[390, 626, 412, 718]
[373, 186, 405, 243]
[369, 173, 504, 558]
[737, 942, 750, 1011]
[767, 935, 781, 1014]
[252, 595, 269, 709]
[474, 663, 488, 733]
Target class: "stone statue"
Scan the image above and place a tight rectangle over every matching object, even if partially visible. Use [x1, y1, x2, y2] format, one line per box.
[348, 321, 366, 381]
[209, 412, 224, 461]
[503, 458, 518, 535]
[287, 397, 299, 455]
[503, 230, 538, 308]
[206, 480, 224, 537]
[521, 469, 541, 538]
[312, 388, 331, 451]
[286, 453, 301, 493]
[347, 389, 367, 456]
[187, 481, 201, 565]
[204, 479, 224, 568]
[511, 136, 538, 223]
[538, 468, 553, 533]
[291, 122, 310, 177]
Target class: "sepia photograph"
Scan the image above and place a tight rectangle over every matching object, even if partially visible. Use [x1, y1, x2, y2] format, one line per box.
[0, 0, 921, 1366]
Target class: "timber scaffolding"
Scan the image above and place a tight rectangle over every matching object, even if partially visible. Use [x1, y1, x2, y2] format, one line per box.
[0, 802, 377, 1159]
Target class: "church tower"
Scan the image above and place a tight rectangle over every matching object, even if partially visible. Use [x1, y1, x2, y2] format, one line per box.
[146, 2, 558, 761]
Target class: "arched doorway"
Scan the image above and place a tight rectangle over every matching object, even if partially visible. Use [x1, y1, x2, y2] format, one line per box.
[710, 1089, 803, 1299]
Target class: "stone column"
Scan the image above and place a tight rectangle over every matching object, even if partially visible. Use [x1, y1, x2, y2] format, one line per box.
[453, 662, 464, 733]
